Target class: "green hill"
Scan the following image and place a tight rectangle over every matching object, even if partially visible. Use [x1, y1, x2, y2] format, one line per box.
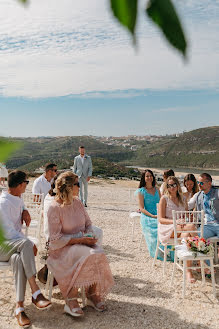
[5, 136, 134, 169]
[132, 126, 219, 169]
[3, 126, 219, 174]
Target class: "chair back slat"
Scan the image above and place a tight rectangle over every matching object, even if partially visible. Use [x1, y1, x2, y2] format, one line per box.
[172, 210, 205, 246]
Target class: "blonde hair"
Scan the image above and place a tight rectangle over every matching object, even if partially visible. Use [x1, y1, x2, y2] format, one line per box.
[55, 171, 78, 205]
[163, 176, 185, 206]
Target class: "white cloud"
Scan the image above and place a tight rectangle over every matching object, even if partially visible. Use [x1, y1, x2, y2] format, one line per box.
[0, 0, 218, 98]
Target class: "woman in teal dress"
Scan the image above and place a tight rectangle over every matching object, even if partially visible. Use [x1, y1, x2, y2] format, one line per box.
[135, 169, 161, 258]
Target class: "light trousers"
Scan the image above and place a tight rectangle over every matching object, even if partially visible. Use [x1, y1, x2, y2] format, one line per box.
[0, 238, 36, 302]
[79, 176, 88, 204]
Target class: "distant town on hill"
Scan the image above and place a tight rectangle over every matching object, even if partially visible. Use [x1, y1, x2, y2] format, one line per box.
[4, 126, 219, 178]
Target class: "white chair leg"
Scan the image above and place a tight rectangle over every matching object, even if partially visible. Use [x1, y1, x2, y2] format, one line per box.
[170, 253, 177, 287]
[153, 239, 159, 267]
[200, 260, 205, 285]
[214, 243, 218, 263]
[210, 259, 216, 298]
[139, 234, 143, 250]
[182, 261, 187, 298]
[48, 272, 54, 301]
[131, 218, 135, 242]
[81, 287, 86, 308]
[163, 245, 167, 276]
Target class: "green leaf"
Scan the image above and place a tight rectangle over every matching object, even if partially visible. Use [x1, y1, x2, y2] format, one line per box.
[0, 139, 21, 246]
[0, 139, 21, 163]
[146, 0, 187, 57]
[0, 224, 5, 245]
[110, 0, 138, 42]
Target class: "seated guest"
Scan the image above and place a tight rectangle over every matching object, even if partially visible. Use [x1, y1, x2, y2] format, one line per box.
[158, 176, 196, 282]
[0, 171, 51, 328]
[160, 169, 175, 195]
[183, 174, 199, 202]
[44, 178, 103, 245]
[136, 170, 160, 258]
[47, 171, 114, 317]
[188, 173, 219, 239]
[32, 163, 57, 198]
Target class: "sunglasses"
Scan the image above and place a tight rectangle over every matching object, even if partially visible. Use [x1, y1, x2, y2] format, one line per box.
[73, 182, 80, 187]
[167, 183, 177, 188]
[23, 180, 29, 185]
[197, 181, 208, 186]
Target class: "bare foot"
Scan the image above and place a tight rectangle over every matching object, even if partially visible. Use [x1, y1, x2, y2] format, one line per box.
[87, 293, 105, 311]
[186, 271, 196, 283]
[67, 299, 84, 315]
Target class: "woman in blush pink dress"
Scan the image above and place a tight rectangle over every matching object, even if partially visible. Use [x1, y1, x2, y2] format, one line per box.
[47, 171, 114, 317]
[158, 176, 196, 283]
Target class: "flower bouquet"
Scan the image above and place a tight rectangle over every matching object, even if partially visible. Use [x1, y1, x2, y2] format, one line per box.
[186, 236, 214, 257]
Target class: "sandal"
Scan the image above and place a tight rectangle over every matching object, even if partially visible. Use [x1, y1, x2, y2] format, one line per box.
[86, 293, 106, 312]
[64, 297, 84, 317]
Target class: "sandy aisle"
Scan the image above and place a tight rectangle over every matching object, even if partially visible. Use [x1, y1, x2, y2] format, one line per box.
[0, 179, 218, 329]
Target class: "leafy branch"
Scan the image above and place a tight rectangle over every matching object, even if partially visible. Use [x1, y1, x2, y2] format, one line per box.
[0, 140, 21, 246]
[18, 0, 187, 57]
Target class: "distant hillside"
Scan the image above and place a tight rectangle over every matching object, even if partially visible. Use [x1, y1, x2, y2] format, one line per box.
[6, 136, 134, 170]
[131, 126, 219, 169]
[4, 126, 219, 174]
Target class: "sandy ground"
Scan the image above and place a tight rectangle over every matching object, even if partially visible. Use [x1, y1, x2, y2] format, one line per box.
[0, 178, 219, 329]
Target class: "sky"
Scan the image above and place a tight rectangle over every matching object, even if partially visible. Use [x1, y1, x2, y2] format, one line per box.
[0, 0, 219, 137]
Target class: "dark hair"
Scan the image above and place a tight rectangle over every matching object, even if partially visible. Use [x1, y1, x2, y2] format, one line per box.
[200, 173, 212, 182]
[45, 163, 57, 172]
[48, 174, 60, 196]
[8, 170, 27, 188]
[139, 169, 156, 188]
[163, 169, 175, 179]
[183, 174, 199, 195]
[79, 146, 85, 149]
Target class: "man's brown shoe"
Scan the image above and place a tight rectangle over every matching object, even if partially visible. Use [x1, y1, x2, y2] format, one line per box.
[15, 311, 31, 328]
[32, 293, 51, 310]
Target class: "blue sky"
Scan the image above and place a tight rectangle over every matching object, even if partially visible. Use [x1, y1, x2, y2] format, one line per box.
[0, 0, 219, 137]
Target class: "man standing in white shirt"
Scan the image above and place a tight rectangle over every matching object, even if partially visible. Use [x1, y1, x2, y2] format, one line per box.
[73, 146, 92, 207]
[0, 170, 51, 327]
[32, 163, 57, 198]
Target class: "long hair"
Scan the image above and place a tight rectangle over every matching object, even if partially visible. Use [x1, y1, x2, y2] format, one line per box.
[139, 169, 156, 188]
[183, 174, 198, 196]
[164, 176, 185, 205]
[55, 171, 78, 205]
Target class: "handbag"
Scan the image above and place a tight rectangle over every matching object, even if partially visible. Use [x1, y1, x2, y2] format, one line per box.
[37, 242, 58, 286]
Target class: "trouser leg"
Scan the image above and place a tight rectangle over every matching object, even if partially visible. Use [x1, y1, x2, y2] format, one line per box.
[10, 253, 27, 302]
[0, 238, 36, 302]
[83, 177, 88, 204]
[79, 177, 84, 202]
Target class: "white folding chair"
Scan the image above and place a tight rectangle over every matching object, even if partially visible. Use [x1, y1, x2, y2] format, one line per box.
[0, 261, 12, 282]
[153, 205, 174, 275]
[153, 237, 174, 276]
[128, 211, 141, 242]
[22, 192, 44, 268]
[171, 210, 216, 298]
[45, 265, 86, 307]
[208, 236, 219, 264]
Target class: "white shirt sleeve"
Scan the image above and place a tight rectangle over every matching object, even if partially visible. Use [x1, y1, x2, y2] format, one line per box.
[32, 179, 41, 194]
[188, 193, 198, 210]
[0, 202, 24, 240]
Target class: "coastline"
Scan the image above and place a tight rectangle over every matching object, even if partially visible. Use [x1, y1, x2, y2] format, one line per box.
[133, 166, 219, 181]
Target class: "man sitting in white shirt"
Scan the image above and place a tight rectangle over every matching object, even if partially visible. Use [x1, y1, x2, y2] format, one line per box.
[0, 170, 51, 327]
[32, 163, 57, 198]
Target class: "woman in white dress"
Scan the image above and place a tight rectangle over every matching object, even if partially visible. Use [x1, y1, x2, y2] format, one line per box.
[158, 176, 196, 282]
